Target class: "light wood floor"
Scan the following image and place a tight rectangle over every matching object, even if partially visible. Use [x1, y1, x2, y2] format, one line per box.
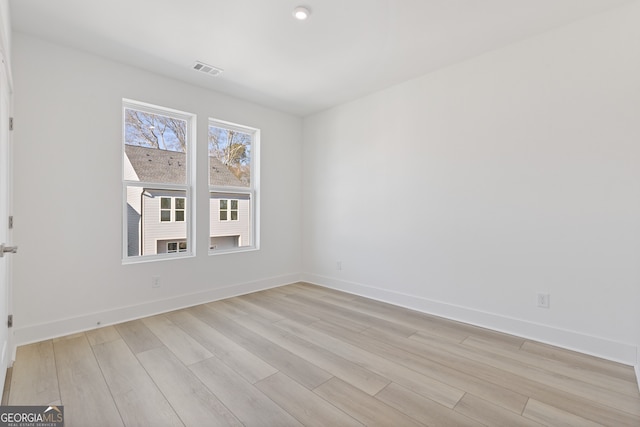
[5, 282, 640, 426]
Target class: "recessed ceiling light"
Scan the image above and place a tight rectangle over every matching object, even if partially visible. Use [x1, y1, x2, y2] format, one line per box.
[293, 6, 311, 20]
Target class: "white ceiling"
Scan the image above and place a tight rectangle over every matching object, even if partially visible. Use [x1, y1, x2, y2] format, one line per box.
[9, 0, 633, 116]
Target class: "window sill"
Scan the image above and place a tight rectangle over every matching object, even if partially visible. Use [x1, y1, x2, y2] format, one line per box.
[208, 246, 259, 256]
[122, 253, 195, 265]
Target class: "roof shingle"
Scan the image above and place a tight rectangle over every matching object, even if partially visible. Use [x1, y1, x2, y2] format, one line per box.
[125, 144, 244, 186]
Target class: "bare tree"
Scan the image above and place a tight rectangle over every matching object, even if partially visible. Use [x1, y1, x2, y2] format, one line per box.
[209, 127, 251, 185]
[125, 109, 186, 152]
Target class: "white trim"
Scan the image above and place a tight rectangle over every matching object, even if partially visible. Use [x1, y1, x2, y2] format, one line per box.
[122, 99, 197, 262]
[12, 273, 301, 347]
[301, 273, 638, 366]
[218, 198, 239, 221]
[208, 118, 260, 255]
[636, 347, 640, 393]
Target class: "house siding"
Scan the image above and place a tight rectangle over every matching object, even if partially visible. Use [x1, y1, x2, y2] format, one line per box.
[210, 193, 250, 249]
[142, 189, 188, 255]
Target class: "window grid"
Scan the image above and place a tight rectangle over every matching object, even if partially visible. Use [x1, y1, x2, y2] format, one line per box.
[209, 118, 259, 254]
[122, 99, 195, 262]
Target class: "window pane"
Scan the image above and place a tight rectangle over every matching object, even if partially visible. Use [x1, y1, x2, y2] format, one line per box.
[208, 119, 257, 255]
[125, 186, 188, 256]
[211, 192, 251, 249]
[167, 242, 177, 252]
[208, 125, 251, 187]
[124, 108, 187, 185]
[124, 100, 193, 261]
[178, 242, 187, 251]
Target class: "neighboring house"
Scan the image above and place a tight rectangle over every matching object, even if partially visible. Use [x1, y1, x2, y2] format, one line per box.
[124, 144, 250, 256]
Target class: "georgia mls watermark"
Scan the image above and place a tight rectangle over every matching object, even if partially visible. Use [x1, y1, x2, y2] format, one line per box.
[0, 406, 64, 427]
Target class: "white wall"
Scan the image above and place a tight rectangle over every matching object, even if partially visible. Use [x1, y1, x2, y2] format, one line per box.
[11, 33, 303, 344]
[302, 2, 640, 365]
[0, 0, 10, 62]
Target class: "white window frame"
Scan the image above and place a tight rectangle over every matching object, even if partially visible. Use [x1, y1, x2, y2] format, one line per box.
[167, 241, 187, 253]
[209, 118, 259, 255]
[122, 99, 197, 263]
[219, 199, 239, 222]
[160, 197, 172, 222]
[160, 197, 186, 223]
[175, 197, 186, 222]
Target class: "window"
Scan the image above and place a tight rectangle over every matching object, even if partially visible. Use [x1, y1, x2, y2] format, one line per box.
[160, 197, 185, 222]
[167, 241, 187, 253]
[123, 99, 195, 261]
[209, 119, 259, 253]
[160, 197, 171, 222]
[175, 197, 185, 221]
[219, 199, 238, 221]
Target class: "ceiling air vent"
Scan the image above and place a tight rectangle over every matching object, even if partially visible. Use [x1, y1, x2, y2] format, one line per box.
[193, 61, 224, 77]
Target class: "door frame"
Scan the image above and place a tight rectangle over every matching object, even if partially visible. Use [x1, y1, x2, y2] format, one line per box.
[0, 1, 14, 399]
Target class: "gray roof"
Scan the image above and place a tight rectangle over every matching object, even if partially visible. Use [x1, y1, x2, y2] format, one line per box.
[125, 144, 244, 186]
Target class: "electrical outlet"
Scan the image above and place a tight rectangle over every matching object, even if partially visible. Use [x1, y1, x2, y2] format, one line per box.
[537, 293, 550, 308]
[152, 276, 161, 289]
[336, 261, 342, 270]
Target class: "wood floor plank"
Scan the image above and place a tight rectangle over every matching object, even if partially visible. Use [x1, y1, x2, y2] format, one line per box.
[1, 367, 11, 405]
[291, 282, 360, 301]
[314, 377, 423, 427]
[225, 309, 391, 395]
[315, 287, 523, 348]
[141, 315, 212, 366]
[168, 309, 277, 384]
[421, 331, 640, 416]
[288, 292, 418, 337]
[52, 332, 85, 342]
[191, 304, 333, 389]
[235, 292, 320, 325]
[255, 372, 363, 427]
[86, 326, 121, 346]
[9, 340, 59, 405]
[9, 283, 640, 426]
[54, 335, 124, 427]
[462, 335, 640, 397]
[93, 339, 184, 427]
[220, 297, 286, 323]
[454, 393, 544, 427]
[313, 291, 470, 343]
[136, 347, 242, 427]
[376, 382, 484, 427]
[189, 356, 302, 427]
[257, 290, 371, 333]
[409, 332, 640, 426]
[115, 319, 164, 354]
[276, 318, 465, 408]
[522, 398, 604, 427]
[520, 340, 638, 383]
[360, 326, 529, 414]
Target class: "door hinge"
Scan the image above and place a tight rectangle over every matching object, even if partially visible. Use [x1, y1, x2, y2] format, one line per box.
[9, 117, 13, 131]
[8, 216, 13, 229]
[7, 315, 13, 328]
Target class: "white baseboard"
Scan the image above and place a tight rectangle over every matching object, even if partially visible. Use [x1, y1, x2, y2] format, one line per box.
[12, 273, 301, 349]
[302, 273, 638, 367]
